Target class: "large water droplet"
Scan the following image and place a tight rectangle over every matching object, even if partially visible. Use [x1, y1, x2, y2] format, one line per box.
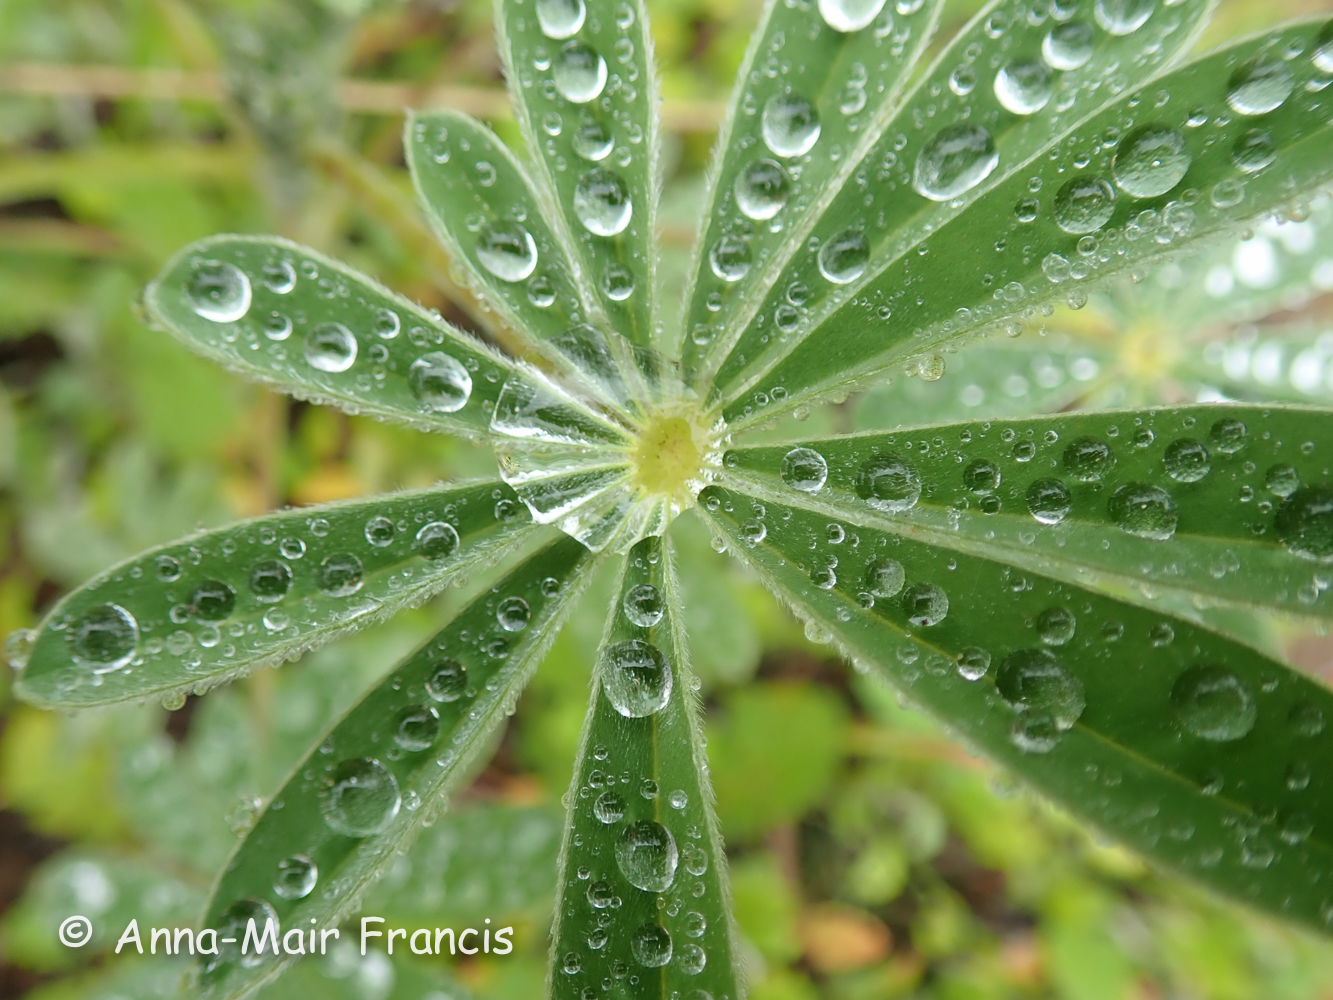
[1163, 438, 1210, 482]
[408, 352, 472, 413]
[997, 648, 1086, 729]
[1042, 21, 1095, 70]
[865, 557, 905, 598]
[426, 658, 467, 701]
[1314, 20, 1333, 73]
[761, 93, 821, 158]
[213, 899, 278, 969]
[1093, 0, 1155, 35]
[188, 261, 251, 323]
[191, 581, 236, 621]
[320, 553, 365, 596]
[1053, 176, 1116, 233]
[497, 596, 531, 631]
[902, 582, 948, 626]
[624, 583, 665, 627]
[553, 41, 607, 103]
[615, 820, 678, 891]
[1226, 58, 1295, 116]
[781, 447, 828, 492]
[1026, 478, 1072, 525]
[273, 855, 317, 900]
[913, 123, 998, 202]
[601, 263, 635, 300]
[1172, 664, 1256, 741]
[1062, 436, 1115, 482]
[855, 452, 921, 512]
[1276, 486, 1333, 561]
[994, 60, 1052, 115]
[322, 758, 400, 836]
[415, 521, 460, 561]
[1109, 482, 1177, 539]
[394, 704, 441, 751]
[1209, 417, 1247, 454]
[573, 168, 632, 236]
[476, 223, 538, 282]
[631, 923, 673, 967]
[304, 322, 358, 373]
[365, 515, 395, 547]
[709, 236, 752, 282]
[1112, 124, 1191, 199]
[248, 560, 292, 603]
[817, 227, 870, 285]
[536, 0, 585, 38]
[734, 158, 790, 220]
[594, 790, 626, 823]
[572, 119, 614, 161]
[1036, 607, 1076, 646]
[602, 639, 672, 717]
[817, 0, 888, 31]
[964, 459, 1001, 494]
[68, 604, 138, 671]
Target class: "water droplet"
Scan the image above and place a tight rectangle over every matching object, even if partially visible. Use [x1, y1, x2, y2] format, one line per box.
[818, 0, 888, 31]
[188, 260, 251, 323]
[248, 560, 292, 603]
[1036, 607, 1076, 645]
[1231, 129, 1276, 173]
[156, 555, 182, 581]
[280, 537, 306, 560]
[262, 312, 292, 341]
[1053, 176, 1116, 233]
[1276, 487, 1333, 561]
[817, 227, 870, 285]
[1209, 417, 1247, 454]
[476, 223, 538, 282]
[406, 352, 473, 413]
[615, 820, 678, 891]
[527, 274, 557, 307]
[913, 123, 999, 202]
[1171, 664, 1256, 741]
[553, 41, 608, 103]
[1026, 478, 1072, 524]
[304, 322, 357, 373]
[855, 452, 921, 512]
[1163, 438, 1210, 482]
[1093, 0, 1155, 35]
[573, 168, 632, 236]
[781, 447, 828, 492]
[191, 581, 235, 621]
[631, 923, 673, 967]
[1314, 21, 1333, 73]
[956, 646, 991, 681]
[426, 658, 467, 701]
[949, 64, 977, 95]
[740, 520, 767, 546]
[4, 629, 33, 670]
[365, 515, 395, 547]
[865, 557, 905, 598]
[734, 158, 790, 220]
[1109, 482, 1178, 540]
[536, 0, 585, 38]
[497, 596, 531, 631]
[761, 93, 821, 158]
[572, 119, 614, 161]
[1281, 812, 1314, 845]
[594, 790, 626, 823]
[373, 308, 400, 340]
[273, 855, 318, 900]
[602, 639, 673, 717]
[322, 758, 400, 836]
[1042, 20, 1095, 70]
[394, 704, 440, 751]
[1112, 124, 1191, 199]
[262, 260, 297, 294]
[902, 582, 948, 626]
[997, 648, 1086, 729]
[213, 899, 278, 968]
[1290, 701, 1325, 736]
[994, 60, 1052, 115]
[1061, 436, 1115, 482]
[415, 521, 460, 561]
[677, 943, 707, 974]
[320, 553, 365, 596]
[964, 459, 1001, 494]
[709, 235, 752, 282]
[69, 604, 139, 671]
[601, 263, 635, 301]
[624, 584, 664, 627]
[1226, 58, 1295, 116]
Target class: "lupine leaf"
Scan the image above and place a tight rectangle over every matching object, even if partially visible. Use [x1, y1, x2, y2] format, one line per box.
[1189, 323, 1333, 405]
[549, 535, 739, 1000]
[196, 535, 596, 1000]
[496, 0, 661, 362]
[721, 405, 1333, 626]
[16, 481, 538, 708]
[675, 0, 942, 373]
[700, 483, 1333, 934]
[712, 18, 1333, 430]
[144, 234, 620, 442]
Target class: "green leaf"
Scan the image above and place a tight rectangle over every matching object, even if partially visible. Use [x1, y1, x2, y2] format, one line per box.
[699, 482, 1333, 935]
[550, 535, 738, 1000]
[495, 0, 662, 362]
[710, 17, 1333, 430]
[197, 534, 596, 1000]
[1189, 322, 1333, 406]
[16, 480, 538, 708]
[721, 404, 1333, 626]
[675, 0, 943, 380]
[144, 234, 621, 443]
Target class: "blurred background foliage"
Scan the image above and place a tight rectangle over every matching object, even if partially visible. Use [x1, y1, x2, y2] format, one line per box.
[3, 0, 1333, 998]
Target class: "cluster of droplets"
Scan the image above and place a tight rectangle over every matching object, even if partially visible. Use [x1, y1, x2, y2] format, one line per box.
[185, 255, 475, 416]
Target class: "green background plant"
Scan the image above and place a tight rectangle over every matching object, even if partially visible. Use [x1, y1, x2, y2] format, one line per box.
[5, 1, 1333, 1000]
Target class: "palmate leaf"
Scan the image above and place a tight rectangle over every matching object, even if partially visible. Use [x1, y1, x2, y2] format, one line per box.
[710, 18, 1333, 430]
[197, 535, 597, 1000]
[722, 405, 1333, 628]
[15, 481, 539, 708]
[550, 535, 738, 1000]
[699, 483, 1333, 934]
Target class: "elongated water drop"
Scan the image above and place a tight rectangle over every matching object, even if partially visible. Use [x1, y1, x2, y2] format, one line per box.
[615, 820, 678, 891]
[476, 223, 538, 282]
[735, 158, 791, 220]
[574, 168, 632, 236]
[913, 123, 998, 202]
[188, 261, 251, 323]
[602, 639, 672, 717]
[817, 227, 869, 284]
[761, 93, 821, 157]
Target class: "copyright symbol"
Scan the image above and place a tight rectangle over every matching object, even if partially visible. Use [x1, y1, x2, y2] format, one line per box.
[59, 915, 93, 947]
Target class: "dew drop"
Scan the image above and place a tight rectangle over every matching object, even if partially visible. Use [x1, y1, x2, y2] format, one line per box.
[1289, 701, 1326, 736]
[1231, 129, 1276, 173]
[1026, 478, 1072, 525]
[997, 648, 1086, 729]
[734, 158, 791, 220]
[322, 758, 401, 836]
[624, 584, 665, 627]
[631, 923, 673, 967]
[1062, 436, 1115, 482]
[761, 93, 821, 158]
[188, 260, 251, 323]
[320, 554, 365, 596]
[994, 60, 1052, 115]
[69, 603, 139, 671]
[1314, 21, 1333, 73]
[572, 120, 614, 161]
[394, 704, 440, 752]
[594, 790, 626, 823]
[616, 821, 678, 892]
[1036, 607, 1076, 646]
[677, 943, 707, 974]
[476, 223, 538, 282]
[191, 581, 235, 621]
[855, 452, 921, 512]
[964, 459, 1001, 494]
[248, 560, 292, 603]
[902, 582, 948, 626]
[156, 555, 182, 582]
[1226, 58, 1296, 116]
[365, 515, 396, 547]
[956, 646, 991, 681]
[426, 658, 468, 702]
[497, 596, 531, 631]
[273, 855, 317, 900]
[1093, 0, 1155, 35]
[1162, 438, 1210, 482]
[1275, 487, 1333, 561]
[408, 352, 472, 413]
[415, 521, 460, 561]
[865, 557, 905, 598]
[373, 308, 400, 339]
[1209, 417, 1247, 454]
[536, 0, 586, 38]
[913, 123, 998, 202]
[1171, 664, 1256, 741]
[709, 236, 752, 282]
[304, 322, 357, 373]
[818, 0, 888, 32]
[781, 447, 828, 492]
[817, 227, 870, 285]
[262, 312, 292, 341]
[1109, 482, 1178, 540]
[1053, 176, 1116, 234]
[261, 260, 297, 294]
[602, 639, 673, 717]
[553, 41, 608, 103]
[1112, 124, 1191, 199]
[1042, 21, 1095, 70]
[573, 168, 632, 236]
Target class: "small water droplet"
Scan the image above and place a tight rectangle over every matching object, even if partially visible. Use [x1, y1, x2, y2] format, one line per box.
[320, 554, 365, 596]
[1109, 482, 1178, 540]
[1231, 129, 1276, 173]
[855, 452, 921, 512]
[624, 584, 665, 627]
[1036, 607, 1076, 645]
[536, 0, 586, 38]
[964, 459, 1001, 494]
[594, 790, 626, 823]
[248, 560, 292, 603]
[365, 515, 396, 547]
[1053, 176, 1116, 233]
[709, 236, 752, 282]
[865, 558, 905, 598]
[1026, 478, 1072, 525]
[1163, 438, 1210, 482]
[994, 60, 1052, 115]
[415, 521, 460, 561]
[1209, 417, 1247, 454]
[997, 648, 1086, 730]
[1276, 487, 1333, 561]
[957, 646, 991, 681]
[1042, 20, 1094, 70]
[902, 582, 948, 626]
[426, 658, 468, 702]
[191, 581, 236, 621]
[321, 758, 401, 836]
[818, 0, 888, 32]
[497, 596, 531, 631]
[1062, 436, 1115, 482]
[631, 923, 673, 967]
[408, 352, 472, 412]
[394, 704, 440, 751]
[1093, 0, 1155, 35]
[817, 227, 869, 285]
[1226, 58, 1295, 116]
[273, 855, 318, 900]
